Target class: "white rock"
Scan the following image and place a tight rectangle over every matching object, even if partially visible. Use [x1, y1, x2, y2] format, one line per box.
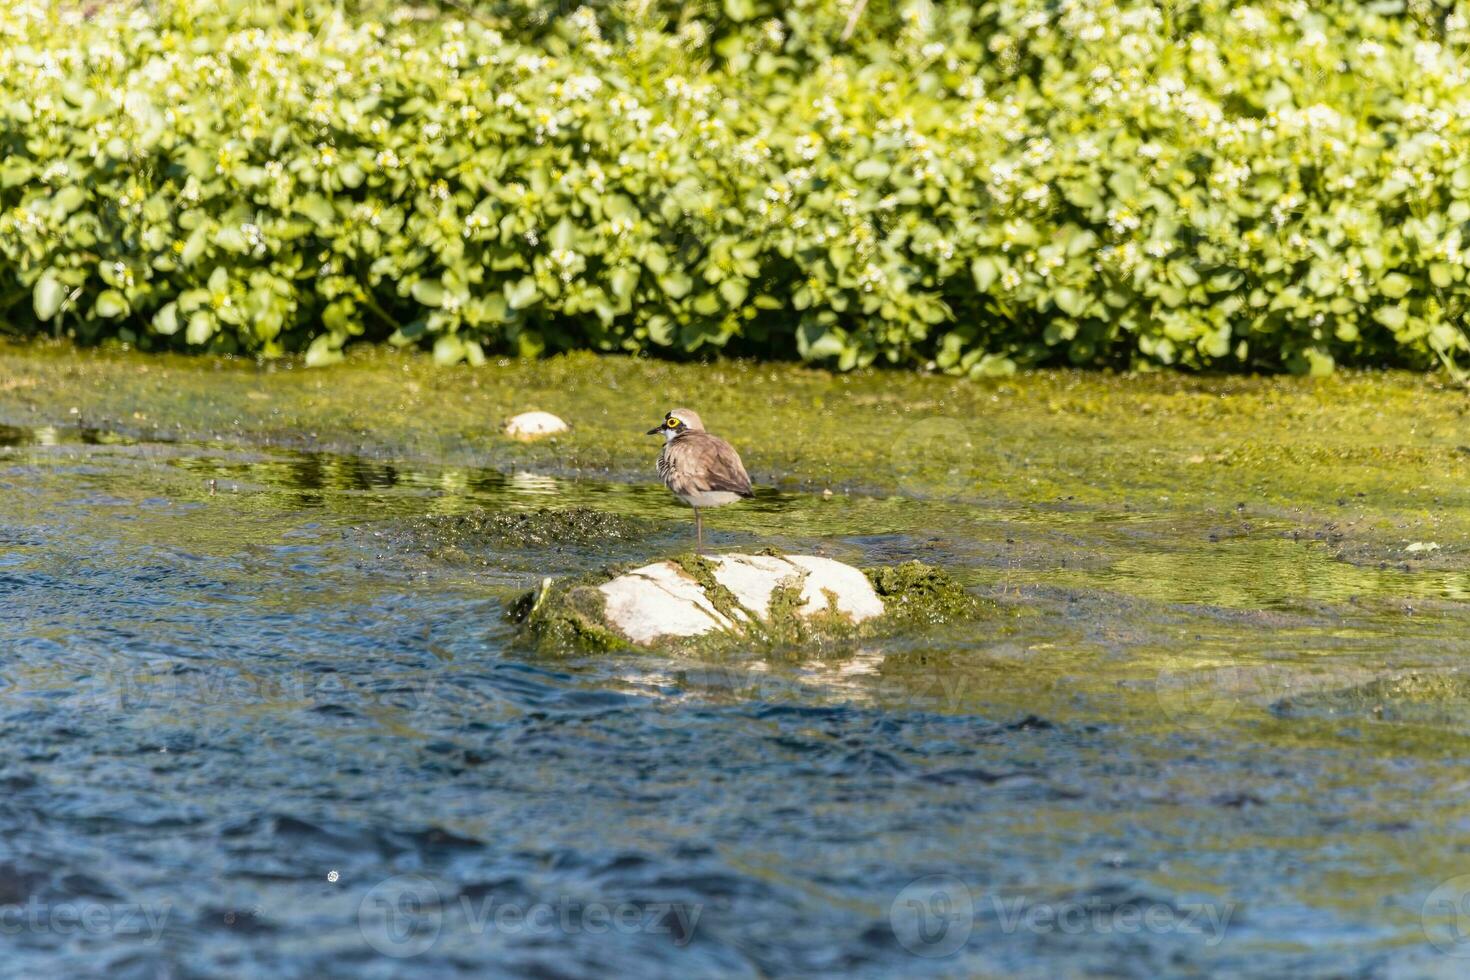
[785, 555, 887, 622]
[596, 554, 884, 645]
[505, 411, 569, 440]
[706, 554, 795, 619]
[598, 561, 734, 645]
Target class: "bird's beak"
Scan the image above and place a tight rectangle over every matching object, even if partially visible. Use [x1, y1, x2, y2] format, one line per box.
[645, 424, 664, 435]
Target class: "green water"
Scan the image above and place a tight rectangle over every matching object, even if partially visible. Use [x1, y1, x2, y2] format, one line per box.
[2, 343, 1469, 975]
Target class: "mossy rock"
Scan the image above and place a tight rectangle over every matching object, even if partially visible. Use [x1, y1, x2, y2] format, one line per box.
[506, 575, 635, 653]
[866, 561, 987, 627]
[509, 554, 989, 654]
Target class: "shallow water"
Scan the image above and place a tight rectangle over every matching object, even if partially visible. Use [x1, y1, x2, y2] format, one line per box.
[3, 410, 1470, 977]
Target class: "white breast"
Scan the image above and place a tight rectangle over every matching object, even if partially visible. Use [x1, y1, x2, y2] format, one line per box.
[677, 490, 745, 509]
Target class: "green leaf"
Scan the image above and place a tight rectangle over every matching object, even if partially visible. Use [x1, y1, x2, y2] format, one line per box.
[182, 226, 209, 267]
[33, 272, 65, 321]
[515, 328, 545, 358]
[797, 321, 846, 360]
[95, 290, 128, 319]
[505, 276, 540, 309]
[54, 185, 86, 215]
[549, 217, 576, 251]
[1430, 323, 1463, 352]
[643, 246, 669, 276]
[215, 227, 247, 253]
[1373, 305, 1407, 330]
[602, 195, 638, 222]
[412, 279, 446, 307]
[971, 257, 998, 291]
[296, 194, 335, 226]
[305, 333, 345, 367]
[186, 311, 216, 345]
[479, 294, 509, 322]
[658, 272, 693, 299]
[433, 334, 465, 366]
[1054, 288, 1088, 317]
[153, 302, 180, 336]
[719, 278, 748, 307]
[610, 265, 640, 301]
[0, 157, 34, 187]
[723, 0, 756, 21]
[1380, 273, 1412, 299]
[1065, 229, 1099, 257]
[1158, 285, 1187, 307]
[183, 146, 213, 180]
[1302, 347, 1335, 377]
[646, 315, 675, 346]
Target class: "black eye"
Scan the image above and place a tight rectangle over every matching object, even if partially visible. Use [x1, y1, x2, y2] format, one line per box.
[666, 418, 680, 427]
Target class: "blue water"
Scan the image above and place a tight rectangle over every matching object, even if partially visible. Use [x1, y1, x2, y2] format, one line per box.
[3, 428, 1469, 977]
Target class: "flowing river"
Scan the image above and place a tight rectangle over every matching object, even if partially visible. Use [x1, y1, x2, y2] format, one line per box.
[2, 350, 1469, 976]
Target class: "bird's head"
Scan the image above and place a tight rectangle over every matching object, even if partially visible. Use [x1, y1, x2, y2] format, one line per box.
[646, 408, 704, 441]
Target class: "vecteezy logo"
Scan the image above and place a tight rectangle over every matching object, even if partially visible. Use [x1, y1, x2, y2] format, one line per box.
[891, 416, 980, 500]
[358, 875, 443, 958]
[1153, 664, 1243, 729]
[889, 874, 974, 957]
[1423, 874, 1470, 957]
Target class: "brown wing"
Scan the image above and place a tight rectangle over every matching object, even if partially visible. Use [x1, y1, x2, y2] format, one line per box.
[667, 433, 753, 497]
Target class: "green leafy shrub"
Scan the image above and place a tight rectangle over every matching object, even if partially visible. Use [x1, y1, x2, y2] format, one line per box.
[3, 0, 1470, 375]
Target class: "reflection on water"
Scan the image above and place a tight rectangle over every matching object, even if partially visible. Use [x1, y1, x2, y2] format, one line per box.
[0, 422, 138, 448]
[2, 423, 1469, 976]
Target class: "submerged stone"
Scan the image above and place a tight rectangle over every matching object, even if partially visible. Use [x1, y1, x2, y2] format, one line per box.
[504, 411, 569, 440]
[512, 554, 984, 652]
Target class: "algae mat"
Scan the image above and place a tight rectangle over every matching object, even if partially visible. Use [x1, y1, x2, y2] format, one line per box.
[2, 342, 1470, 975]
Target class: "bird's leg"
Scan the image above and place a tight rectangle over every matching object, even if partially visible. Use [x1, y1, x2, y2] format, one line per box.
[694, 508, 703, 554]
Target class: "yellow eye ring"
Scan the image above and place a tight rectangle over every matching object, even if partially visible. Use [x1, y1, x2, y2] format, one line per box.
[666, 417, 680, 427]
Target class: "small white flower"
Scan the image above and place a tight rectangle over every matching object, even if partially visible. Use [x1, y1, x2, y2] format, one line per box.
[464, 212, 490, 237]
[568, 6, 602, 43]
[857, 263, 886, 293]
[549, 248, 584, 283]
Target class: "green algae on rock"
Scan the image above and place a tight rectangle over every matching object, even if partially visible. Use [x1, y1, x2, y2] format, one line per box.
[506, 573, 636, 653]
[866, 561, 989, 627]
[392, 507, 659, 561]
[510, 554, 990, 654]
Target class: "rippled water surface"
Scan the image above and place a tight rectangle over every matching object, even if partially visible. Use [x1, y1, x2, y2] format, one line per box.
[4, 420, 1470, 977]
